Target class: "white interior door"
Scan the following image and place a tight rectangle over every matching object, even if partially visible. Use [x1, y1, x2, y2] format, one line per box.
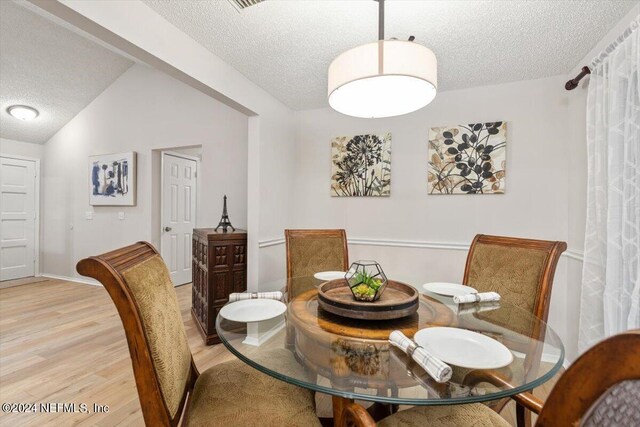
[161, 153, 197, 286]
[1, 157, 37, 281]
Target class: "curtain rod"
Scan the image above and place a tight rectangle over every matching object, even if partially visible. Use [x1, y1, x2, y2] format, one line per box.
[565, 15, 638, 91]
[565, 66, 591, 90]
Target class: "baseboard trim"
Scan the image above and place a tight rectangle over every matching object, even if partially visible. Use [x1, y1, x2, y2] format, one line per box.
[40, 273, 102, 287]
[258, 237, 584, 261]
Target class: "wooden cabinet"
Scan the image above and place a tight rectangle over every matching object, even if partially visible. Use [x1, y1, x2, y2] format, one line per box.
[192, 228, 247, 345]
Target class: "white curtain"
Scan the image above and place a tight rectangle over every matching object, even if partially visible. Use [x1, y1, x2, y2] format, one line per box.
[579, 17, 640, 353]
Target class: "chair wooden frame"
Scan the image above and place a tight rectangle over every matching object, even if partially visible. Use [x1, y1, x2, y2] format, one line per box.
[77, 242, 197, 427]
[284, 229, 349, 279]
[463, 234, 567, 323]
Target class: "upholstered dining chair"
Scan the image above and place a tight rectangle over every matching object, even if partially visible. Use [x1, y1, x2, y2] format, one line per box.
[463, 234, 567, 323]
[339, 330, 640, 427]
[285, 229, 349, 278]
[77, 242, 321, 427]
[460, 234, 567, 425]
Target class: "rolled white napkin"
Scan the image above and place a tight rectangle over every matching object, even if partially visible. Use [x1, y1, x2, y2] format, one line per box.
[389, 330, 452, 383]
[453, 291, 501, 304]
[228, 291, 283, 303]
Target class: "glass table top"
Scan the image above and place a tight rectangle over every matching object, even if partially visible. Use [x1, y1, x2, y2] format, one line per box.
[216, 276, 564, 405]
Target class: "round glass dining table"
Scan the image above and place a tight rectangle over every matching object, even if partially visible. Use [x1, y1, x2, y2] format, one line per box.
[216, 276, 564, 421]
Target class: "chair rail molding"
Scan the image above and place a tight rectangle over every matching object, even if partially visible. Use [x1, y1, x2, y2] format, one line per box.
[348, 238, 469, 251]
[564, 249, 585, 262]
[258, 237, 584, 262]
[258, 237, 286, 248]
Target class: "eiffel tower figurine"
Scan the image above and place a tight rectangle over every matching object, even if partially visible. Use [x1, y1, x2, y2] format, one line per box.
[215, 195, 235, 232]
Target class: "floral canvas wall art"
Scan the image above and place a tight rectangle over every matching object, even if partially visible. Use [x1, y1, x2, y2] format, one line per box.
[89, 151, 137, 206]
[428, 122, 506, 194]
[331, 133, 391, 197]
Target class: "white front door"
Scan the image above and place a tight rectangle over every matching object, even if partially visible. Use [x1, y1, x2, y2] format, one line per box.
[161, 153, 197, 286]
[1, 157, 37, 281]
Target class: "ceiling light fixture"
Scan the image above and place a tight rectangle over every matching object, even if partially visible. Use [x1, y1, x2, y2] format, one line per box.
[328, 0, 437, 118]
[7, 105, 39, 121]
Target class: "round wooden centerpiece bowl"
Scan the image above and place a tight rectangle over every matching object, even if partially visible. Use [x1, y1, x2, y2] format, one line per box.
[317, 278, 419, 320]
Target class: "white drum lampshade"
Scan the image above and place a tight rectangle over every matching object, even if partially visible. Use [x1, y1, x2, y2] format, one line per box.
[328, 40, 437, 118]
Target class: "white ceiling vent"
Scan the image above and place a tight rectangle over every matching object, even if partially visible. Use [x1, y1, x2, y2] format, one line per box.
[227, 0, 264, 11]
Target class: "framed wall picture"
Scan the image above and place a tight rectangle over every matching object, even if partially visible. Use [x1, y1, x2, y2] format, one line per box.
[331, 133, 392, 197]
[89, 151, 137, 206]
[428, 122, 506, 194]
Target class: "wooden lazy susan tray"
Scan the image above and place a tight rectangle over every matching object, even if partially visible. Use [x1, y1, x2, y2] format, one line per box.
[317, 279, 419, 320]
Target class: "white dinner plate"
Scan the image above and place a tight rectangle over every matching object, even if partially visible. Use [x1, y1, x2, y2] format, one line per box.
[422, 282, 477, 297]
[414, 327, 513, 369]
[219, 299, 287, 323]
[314, 271, 346, 281]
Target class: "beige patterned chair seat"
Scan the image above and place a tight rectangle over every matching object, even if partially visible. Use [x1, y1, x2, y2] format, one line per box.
[378, 403, 510, 427]
[187, 357, 320, 427]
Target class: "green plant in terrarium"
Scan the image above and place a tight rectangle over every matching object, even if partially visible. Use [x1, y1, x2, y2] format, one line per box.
[346, 261, 388, 302]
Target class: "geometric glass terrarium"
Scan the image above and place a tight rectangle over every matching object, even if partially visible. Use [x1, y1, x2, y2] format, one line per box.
[345, 260, 388, 302]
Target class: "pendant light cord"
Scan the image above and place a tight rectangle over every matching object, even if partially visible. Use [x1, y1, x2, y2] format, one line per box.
[378, 0, 384, 41]
[376, 0, 385, 74]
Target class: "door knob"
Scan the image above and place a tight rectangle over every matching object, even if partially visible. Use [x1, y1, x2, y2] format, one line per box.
[164, 226, 172, 232]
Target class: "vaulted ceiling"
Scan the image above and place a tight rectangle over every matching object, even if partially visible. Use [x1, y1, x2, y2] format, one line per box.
[144, 0, 637, 110]
[0, 1, 132, 144]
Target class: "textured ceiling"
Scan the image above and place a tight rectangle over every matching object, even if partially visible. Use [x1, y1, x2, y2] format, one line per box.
[0, 1, 133, 144]
[144, 0, 637, 111]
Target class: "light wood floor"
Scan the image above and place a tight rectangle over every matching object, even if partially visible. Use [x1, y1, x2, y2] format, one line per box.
[0, 279, 559, 426]
[0, 278, 236, 426]
[0, 276, 49, 290]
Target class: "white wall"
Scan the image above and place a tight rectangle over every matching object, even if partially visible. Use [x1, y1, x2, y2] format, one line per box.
[293, 76, 569, 243]
[0, 137, 44, 159]
[288, 75, 575, 358]
[33, 0, 299, 288]
[41, 63, 248, 279]
[255, 109, 297, 283]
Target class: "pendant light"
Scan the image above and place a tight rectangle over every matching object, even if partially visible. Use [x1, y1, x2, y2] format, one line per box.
[328, 0, 437, 118]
